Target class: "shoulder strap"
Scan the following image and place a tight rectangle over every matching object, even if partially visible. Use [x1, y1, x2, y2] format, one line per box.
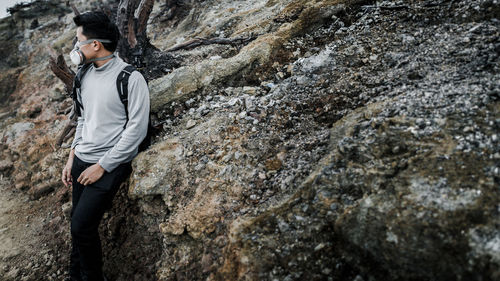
[72, 63, 92, 117]
[116, 65, 136, 129]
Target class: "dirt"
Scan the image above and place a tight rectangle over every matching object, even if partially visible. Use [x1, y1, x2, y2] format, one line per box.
[0, 177, 43, 279]
[0, 176, 71, 281]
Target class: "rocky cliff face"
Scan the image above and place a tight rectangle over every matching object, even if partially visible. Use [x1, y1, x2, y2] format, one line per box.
[0, 0, 499, 280]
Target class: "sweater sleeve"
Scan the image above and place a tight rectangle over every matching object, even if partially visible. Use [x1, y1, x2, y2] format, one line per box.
[98, 71, 150, 172]
[71, 116, 84, 149]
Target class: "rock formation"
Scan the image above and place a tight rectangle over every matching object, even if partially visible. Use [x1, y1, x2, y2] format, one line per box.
[0, 0, 498, 280]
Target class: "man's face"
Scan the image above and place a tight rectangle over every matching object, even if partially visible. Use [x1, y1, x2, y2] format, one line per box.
[75, 26, 93, 59]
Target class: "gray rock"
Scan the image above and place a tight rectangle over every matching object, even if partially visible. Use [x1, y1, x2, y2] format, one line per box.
[186, 119, 196, 129]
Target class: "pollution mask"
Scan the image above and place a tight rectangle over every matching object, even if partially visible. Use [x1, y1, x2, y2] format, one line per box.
[69, 39, 114, 65]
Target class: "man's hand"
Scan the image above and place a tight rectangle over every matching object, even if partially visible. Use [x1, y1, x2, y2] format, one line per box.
[62, 149, 76, 187]
[62, 161, 73, 187]
[77, 163, 106, 186]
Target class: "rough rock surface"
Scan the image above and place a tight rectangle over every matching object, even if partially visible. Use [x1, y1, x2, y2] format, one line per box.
[0, 0, 498, 280]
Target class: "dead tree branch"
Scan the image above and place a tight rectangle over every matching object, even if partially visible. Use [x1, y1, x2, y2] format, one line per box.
[166, 36, 258, 52]
[48, 43, 77, 148]
[117, 0, 155, 63]
[56, 123, 76, 147]
[362, 4, 410, 11]
[48, 51, 75, 95]
[136, 0, 155, 35]
[70, 3, 80, 16]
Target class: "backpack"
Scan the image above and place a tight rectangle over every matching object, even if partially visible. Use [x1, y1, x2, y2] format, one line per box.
[71, 63, 153, 152]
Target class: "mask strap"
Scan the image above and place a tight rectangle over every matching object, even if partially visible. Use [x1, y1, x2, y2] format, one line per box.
[77, 38, 112, 46]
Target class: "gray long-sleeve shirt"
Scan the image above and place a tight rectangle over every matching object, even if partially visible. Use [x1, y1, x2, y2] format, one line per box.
[71, 56, 149, 172]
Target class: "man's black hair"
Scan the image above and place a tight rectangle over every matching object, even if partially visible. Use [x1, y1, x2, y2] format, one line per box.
[73, 11, 120, 52]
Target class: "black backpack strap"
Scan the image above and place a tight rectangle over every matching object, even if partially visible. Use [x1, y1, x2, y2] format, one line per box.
[116, 65, 136, 129]
[72, 63, 92, 117]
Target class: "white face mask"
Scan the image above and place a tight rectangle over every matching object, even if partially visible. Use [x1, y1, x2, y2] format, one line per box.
[69, 38, 114, 65]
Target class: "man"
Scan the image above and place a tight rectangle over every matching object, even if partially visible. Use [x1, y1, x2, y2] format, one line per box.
[61, 11, 149, 281]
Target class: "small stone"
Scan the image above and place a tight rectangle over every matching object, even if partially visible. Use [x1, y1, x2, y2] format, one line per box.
[416, 118, 426, 128]
[195, 163, 205, 171]
[314, 243, 326, 251]
[202, 254, 213, 273]
[278, 220, 290, 232]
[185, 98, 195, 107]
[392, 146, 401, 154]
[0, 159, 13, 172]
[245, 97, 255, 111]
[321, 268, 332, 275]
[62, 202, 72, 220]
[261, 82, 275, 89]
[434, 118, 446, 126]
[15, 170, 29, 183]
[464, 126, 473, 133]
[243, 86, 257, 95]
[227, 97, 239, 106]
[353, 275, 364, 281]
[222, 153, 233, 162]
[234, 151, 242, 160]
[330, 203, 339, 211]
[186, 120, 196, 129]
[196, 104, 208, 113]
[265, 158, 282, 171]
[28, 182, 56, 200]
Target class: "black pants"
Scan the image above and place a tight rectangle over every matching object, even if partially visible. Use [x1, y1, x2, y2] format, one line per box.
[70, 156, 131, 281]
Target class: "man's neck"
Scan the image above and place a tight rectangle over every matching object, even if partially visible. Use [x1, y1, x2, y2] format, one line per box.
[93, 52, 114, 68]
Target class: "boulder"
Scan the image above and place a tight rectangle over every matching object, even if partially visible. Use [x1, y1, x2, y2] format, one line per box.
[28, 182, 57, 200]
